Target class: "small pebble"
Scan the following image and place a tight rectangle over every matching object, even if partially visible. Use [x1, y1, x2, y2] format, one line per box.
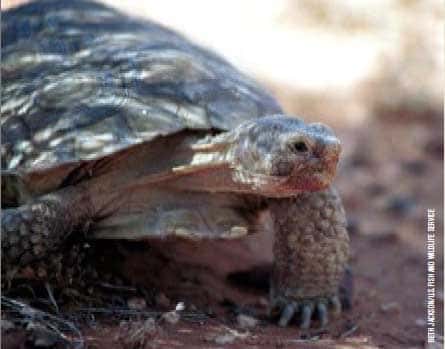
[237, 314, 258, 329]
[415, 318, 427, 327]
[380, 302, 400, 313]
[175, 302, 185, 312]
[127, 297, 147, 311]
[214, 334, 236, 345]
[161, 311, 180, 325]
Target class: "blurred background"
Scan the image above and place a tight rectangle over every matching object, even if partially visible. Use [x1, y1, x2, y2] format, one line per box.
[104, 0, 443, 127]
[2, 0, 443, 347]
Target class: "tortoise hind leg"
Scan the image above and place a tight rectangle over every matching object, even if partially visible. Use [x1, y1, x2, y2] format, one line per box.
[1, 186, 93, 275]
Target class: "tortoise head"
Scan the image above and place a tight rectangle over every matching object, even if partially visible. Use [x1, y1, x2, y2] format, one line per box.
[227, 115, 341, 196]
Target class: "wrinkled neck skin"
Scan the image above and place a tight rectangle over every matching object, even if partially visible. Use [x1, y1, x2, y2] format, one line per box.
[162, 132, 293, 198]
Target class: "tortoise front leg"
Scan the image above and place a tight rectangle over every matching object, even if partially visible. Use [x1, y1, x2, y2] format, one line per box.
[1, 186, 92, 276]
[268, 186, 350, 328]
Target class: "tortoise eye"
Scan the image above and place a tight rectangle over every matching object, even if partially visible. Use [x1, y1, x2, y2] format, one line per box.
[292, 141, 308, 153]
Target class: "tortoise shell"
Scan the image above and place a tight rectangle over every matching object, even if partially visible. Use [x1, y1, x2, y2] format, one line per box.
[1, 0, 281, 203]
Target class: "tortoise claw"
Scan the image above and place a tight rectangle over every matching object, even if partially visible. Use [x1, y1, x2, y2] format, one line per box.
[271, 295, 343, 328]
[316, 302, 328, 328]
[299, 303, 314, 329]
[278, 302, 297, 327]
[329, 295, 342, 315]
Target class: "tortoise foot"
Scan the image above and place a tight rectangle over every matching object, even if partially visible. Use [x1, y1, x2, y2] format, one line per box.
[270, 294, 342, 329]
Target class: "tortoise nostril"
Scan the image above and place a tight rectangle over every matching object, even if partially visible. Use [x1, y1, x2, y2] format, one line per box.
[292, 141, 308, 153]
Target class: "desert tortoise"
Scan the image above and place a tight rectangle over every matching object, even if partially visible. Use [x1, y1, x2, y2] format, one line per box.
[1, 0, 349, 328]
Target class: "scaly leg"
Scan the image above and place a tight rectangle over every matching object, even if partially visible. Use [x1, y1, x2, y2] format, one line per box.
[1, 186, 92, 278]
[269, 186, 350, 328]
